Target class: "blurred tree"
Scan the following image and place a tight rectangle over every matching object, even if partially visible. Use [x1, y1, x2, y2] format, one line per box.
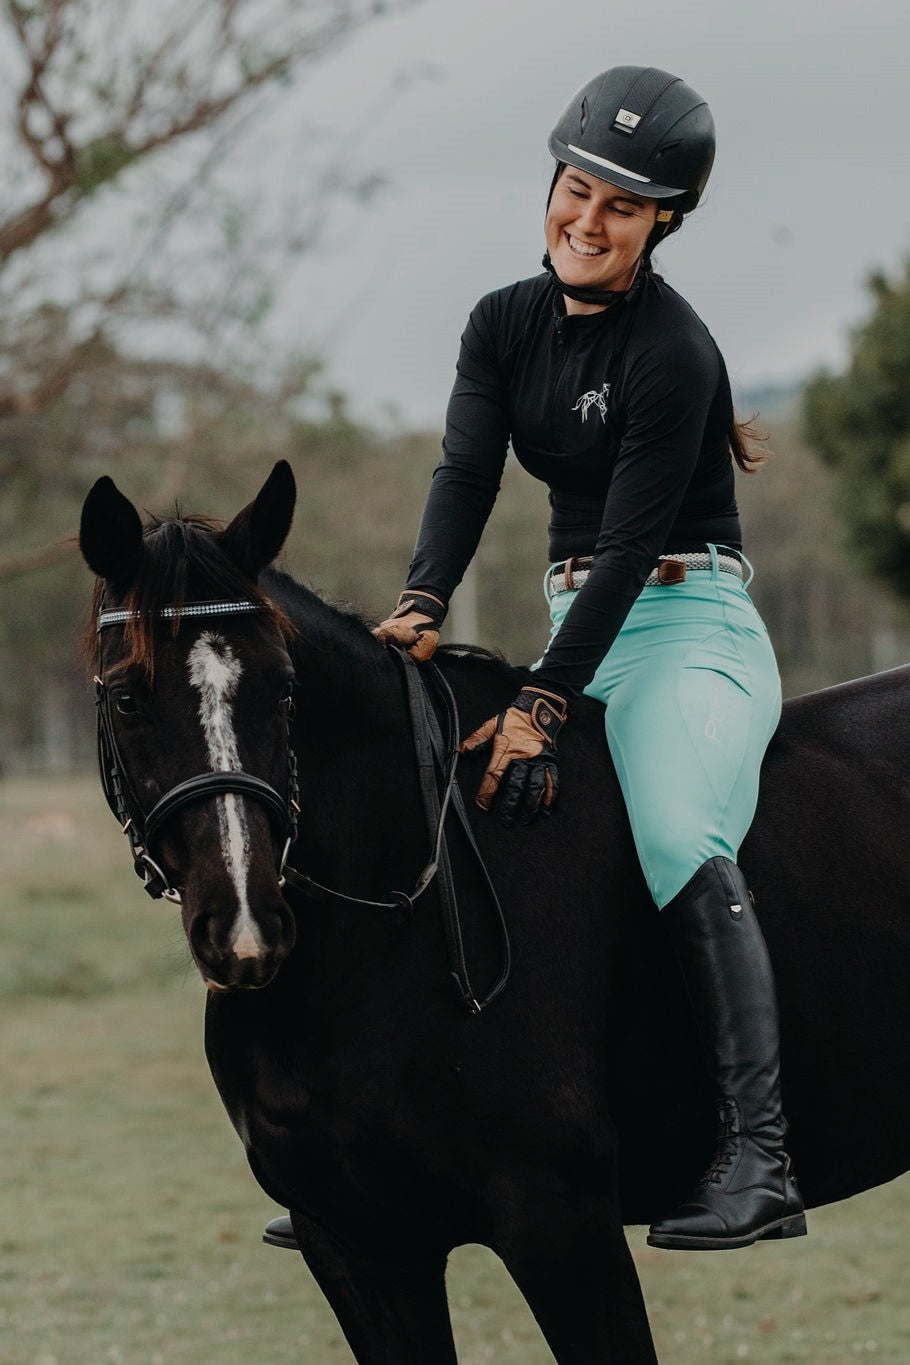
[0, 0, 421, 579]
[737, 405, 910, 698]
[5, 365, 910, 771]
[802, 254, 910, 594]
[0, 346, 446, 767]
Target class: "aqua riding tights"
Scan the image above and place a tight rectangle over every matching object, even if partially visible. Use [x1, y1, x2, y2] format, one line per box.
[542, 546, 782, 909]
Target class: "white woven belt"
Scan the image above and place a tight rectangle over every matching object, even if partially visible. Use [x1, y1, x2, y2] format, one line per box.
[547, 552, 743, 597]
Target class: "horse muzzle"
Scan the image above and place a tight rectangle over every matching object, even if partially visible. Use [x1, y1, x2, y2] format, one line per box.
[184, 888, 296, 991]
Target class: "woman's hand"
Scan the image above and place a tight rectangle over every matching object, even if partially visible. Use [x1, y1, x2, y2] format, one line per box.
[373, 591, 446, 662]
[460, 686, 568, 826]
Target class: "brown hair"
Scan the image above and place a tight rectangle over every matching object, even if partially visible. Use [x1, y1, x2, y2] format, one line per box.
[729, 414, 767, 473]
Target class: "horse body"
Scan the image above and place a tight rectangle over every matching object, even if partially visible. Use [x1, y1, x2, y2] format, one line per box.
[203, 593, 655, 1361]
[80, 464, 910, 1365]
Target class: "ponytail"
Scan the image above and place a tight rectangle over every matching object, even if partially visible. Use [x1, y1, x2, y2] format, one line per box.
[729, 415, 767, 472]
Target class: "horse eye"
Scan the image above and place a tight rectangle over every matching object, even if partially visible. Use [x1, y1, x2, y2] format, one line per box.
[280, 679, 296, 717]
[116, 692, 138, 717]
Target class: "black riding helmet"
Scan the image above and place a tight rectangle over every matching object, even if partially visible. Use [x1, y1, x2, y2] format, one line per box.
[549, 65, 715, 207]
[544, 65, 715, 305]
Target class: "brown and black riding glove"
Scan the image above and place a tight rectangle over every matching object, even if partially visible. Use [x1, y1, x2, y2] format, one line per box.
[372, 590, 446, 663]
[460, 686, 569, 827]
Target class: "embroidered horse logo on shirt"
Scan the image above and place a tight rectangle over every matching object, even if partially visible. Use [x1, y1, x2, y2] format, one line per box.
[571, 382, 610, 423]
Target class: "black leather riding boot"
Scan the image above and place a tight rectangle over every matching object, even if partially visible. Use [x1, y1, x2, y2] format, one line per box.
[647, 856, 806, 1251]
[263, 1213, 298, 1249]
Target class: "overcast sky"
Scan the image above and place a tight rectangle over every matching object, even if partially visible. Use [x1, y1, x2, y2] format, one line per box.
[246, 0, 910, 427]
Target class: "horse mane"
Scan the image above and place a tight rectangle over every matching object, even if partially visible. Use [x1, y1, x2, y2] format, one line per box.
[85, 515, 293, 677]
[262, 570, 526, 689]
[261, 566, 381, 652]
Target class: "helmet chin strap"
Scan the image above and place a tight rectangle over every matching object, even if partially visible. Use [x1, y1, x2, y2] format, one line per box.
[542, 251, 650, 307]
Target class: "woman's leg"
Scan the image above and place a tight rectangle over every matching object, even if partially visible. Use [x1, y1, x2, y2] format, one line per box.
[598, 583, 780, 909]
[646, 857, 806, 1250]
[589, 576, 805, 1248]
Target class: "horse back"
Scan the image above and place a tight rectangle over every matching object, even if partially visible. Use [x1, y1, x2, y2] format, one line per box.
[742, 665, 910, 1207]
[456, 655, 910, 1212]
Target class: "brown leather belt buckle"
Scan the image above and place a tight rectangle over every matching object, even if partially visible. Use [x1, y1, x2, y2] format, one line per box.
[657, 559, 687, 585]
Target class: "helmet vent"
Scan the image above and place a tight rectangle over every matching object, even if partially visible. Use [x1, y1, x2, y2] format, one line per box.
[580, 96, 589, 133]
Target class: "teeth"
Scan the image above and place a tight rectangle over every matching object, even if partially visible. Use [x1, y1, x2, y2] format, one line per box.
[568, 234, 605, 257]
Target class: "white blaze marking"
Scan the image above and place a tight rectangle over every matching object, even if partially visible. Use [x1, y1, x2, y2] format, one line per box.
[188, 632, 264, 960]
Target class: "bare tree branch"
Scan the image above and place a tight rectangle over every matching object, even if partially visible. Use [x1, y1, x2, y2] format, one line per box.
[0, 328, 105, 418]
[0, 0, 419, 265]
[0, 537, 75, 586]
[0, 0, 424, 419]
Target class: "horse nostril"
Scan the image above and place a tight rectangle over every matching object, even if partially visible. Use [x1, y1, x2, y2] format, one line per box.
[249, 898, 296, 952]
[188, 911, 219, 961]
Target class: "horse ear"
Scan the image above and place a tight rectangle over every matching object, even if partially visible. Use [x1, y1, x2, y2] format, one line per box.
[79, 476, 145, 588]
[220, 460, 296, 577]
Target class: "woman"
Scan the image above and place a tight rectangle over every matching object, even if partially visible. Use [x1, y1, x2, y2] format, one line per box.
[372, 65, 807, 1252]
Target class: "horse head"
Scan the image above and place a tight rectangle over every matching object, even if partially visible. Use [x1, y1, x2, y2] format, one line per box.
[80, 461, 299, 991]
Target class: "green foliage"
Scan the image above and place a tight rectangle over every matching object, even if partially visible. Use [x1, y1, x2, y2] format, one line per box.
[803, 254, 910, 593]
[74, 136, 137, 196]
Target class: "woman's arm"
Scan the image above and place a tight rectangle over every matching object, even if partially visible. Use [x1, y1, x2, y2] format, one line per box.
[403, 295, 512, 613]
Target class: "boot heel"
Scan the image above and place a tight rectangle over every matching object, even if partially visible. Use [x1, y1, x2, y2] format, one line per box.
[760, 1213, 807, 1241]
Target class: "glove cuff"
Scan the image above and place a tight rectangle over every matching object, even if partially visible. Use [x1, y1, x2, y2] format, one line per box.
[392, 589, 447, 630]
[513, 686, 568, 744]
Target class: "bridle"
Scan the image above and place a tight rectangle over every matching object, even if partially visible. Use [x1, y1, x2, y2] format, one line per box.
[93, 596, 511, 1012]
[94, 600, 299, 903]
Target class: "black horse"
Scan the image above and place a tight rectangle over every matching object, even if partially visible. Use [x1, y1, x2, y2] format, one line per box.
[80, 461, 910, 1365]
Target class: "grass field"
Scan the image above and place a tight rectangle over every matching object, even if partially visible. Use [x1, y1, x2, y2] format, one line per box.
[2, 775, 908, 1365]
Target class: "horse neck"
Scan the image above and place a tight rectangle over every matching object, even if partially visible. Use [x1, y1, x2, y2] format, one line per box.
[287, 609, 426, 893]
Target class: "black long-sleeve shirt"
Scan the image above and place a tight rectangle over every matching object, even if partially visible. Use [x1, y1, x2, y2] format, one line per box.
[405, 268, 741, 697]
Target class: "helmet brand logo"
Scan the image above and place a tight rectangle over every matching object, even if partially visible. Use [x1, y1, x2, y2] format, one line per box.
[613, 107, 641, 133]
[572, 382, 610, 423]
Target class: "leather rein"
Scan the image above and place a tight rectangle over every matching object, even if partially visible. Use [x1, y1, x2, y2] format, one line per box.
[94, 599, 510, 1014]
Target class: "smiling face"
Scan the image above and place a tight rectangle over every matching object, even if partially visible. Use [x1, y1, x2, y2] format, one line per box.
[545, 167, 659, 312]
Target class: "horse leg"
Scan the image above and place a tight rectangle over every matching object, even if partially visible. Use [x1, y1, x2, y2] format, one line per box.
[492, 1180, 657, 1365]
[289, 1210, 458, 1365]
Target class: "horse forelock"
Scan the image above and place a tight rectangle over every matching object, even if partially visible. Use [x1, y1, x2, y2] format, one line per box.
[86, 515, 294, 678]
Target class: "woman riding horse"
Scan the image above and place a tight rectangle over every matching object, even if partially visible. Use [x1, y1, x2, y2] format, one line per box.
[266, 62, 807, 1255]
[374, 64, 806, 1253]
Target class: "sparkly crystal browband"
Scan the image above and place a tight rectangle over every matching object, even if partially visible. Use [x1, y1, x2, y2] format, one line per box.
[97, 601, 262, 631]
